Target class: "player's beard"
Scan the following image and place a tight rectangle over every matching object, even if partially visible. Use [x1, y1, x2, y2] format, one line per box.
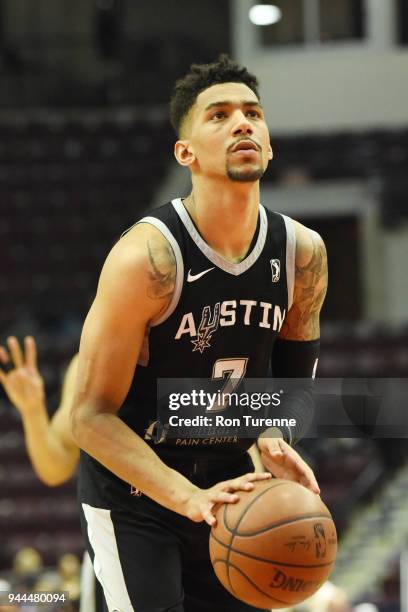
[226, 163, 265, 182]
[226, 154, 265, 182]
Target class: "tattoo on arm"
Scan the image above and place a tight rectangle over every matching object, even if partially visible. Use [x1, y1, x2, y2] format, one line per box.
[280, 231, 328, 341]
[146, 238, 176, 300]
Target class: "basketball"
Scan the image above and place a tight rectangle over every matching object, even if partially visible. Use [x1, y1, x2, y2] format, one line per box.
[209, 479, 337, 609]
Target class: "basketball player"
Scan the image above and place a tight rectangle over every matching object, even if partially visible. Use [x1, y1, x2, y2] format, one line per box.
[71, 55, 328, 612]
[0, 336, 102, 612]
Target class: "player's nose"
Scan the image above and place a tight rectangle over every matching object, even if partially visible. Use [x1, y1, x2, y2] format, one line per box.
[231, 111, 253, 136]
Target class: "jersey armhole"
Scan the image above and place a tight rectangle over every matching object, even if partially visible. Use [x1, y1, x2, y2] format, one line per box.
[135, 216, 184, 327]
[280, 214, 296, 311]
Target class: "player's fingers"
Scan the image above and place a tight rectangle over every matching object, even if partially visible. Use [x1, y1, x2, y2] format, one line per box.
[265, 443, 319, 492]
[203, 507, 217, 527]
[267, 441, 285, 462]
[225, 472, 270, 492]
[243, 471, 272, 482]
[221, 478, 252, 493]
[299, 470, 320, 494]
[235, 471, 271, 487]
[284, 447, 314, 477]
[0, 346, 10, 364]
[282, 447, 320, 494]
[277, 441, 308, 471]
[24, 336, 37, 369]
[212, 490, 239, 505]
[7, 337, 24, 368]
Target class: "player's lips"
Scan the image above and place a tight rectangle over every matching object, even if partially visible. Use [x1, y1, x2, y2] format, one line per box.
[230, 140, 260, 153]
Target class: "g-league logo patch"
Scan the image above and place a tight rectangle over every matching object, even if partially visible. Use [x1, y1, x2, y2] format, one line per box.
[270, 259, 280, 283]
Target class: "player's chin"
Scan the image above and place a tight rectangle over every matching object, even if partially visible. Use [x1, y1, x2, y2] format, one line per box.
[226, 164, 264, 183]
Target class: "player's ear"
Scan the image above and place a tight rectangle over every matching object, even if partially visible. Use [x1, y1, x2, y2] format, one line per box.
[174, 140, 196, 168]
[268, 143, 273, 161]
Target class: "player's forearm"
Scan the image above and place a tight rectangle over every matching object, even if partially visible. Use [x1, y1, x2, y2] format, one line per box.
[21, 406, 78, 486]
[72, 408, 199, 515]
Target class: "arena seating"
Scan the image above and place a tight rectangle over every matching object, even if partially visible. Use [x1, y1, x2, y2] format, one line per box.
[1, 108, 173, 330]
[0, 108, 174, 566]
[320, 322, 408, 377]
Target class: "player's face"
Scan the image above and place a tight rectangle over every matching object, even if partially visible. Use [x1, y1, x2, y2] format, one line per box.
[187, 82, 273, 182]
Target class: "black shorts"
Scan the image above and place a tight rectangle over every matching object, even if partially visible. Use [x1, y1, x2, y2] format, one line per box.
[79, 453, 268, 612]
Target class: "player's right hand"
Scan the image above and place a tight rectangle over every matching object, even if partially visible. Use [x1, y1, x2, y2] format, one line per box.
[0, 336, 46, 416]
[185, 471, 272, 526]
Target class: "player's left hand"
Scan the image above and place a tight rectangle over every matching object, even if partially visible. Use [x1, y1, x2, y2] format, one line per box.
[257, 436, 320, 494]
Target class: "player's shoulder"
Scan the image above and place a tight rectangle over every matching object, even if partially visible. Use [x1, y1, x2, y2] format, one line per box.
[291, 218, 326, 269]
[110, 201, 178, 277]
[105, 218, 175, 277]
[98, 215, 176, 307]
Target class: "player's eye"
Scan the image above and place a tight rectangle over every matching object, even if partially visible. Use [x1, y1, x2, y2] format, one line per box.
[246, 109, 260, 118]
[212, 111, 226, 120]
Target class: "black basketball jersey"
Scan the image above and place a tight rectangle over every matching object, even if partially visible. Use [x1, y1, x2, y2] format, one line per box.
[79, 199, 296, 507]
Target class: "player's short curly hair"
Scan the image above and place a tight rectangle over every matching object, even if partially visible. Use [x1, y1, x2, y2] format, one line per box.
[170, 54, 260, 136]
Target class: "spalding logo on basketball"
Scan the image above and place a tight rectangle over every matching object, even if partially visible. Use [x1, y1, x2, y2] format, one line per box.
[209, 479, 337, 609]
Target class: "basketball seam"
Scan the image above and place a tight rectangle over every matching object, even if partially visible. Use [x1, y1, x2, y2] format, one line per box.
[232, 513, 333, 537]
[224, 482, 289, 535]
[210, 530, 335, 568]
[213, 559, 298, 607]
[224, 481, 290, 596]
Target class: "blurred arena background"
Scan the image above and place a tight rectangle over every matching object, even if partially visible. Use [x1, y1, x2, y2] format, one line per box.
[1, 1, 408, 610]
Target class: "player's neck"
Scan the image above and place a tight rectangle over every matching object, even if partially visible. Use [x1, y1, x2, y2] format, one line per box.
[183, 180, 260, 264]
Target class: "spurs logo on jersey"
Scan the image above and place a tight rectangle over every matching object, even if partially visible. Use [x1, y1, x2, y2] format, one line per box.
[175, 300, 286, 352]
[191, 303, 220, 353]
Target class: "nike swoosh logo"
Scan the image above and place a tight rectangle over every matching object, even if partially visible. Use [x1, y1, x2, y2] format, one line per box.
[187, 267, 215, 282]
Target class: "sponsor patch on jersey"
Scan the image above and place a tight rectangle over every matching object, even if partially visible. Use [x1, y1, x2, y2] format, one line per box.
[270, 258, 280, 283]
